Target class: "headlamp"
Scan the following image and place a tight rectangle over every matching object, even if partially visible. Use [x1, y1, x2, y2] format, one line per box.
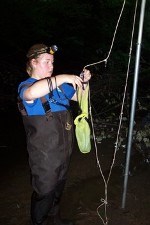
[49, 45, 58, 54]
[27, 44, 58, 59]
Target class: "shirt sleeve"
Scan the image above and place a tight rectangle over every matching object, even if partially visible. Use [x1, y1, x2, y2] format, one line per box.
[18, 82, 30, 100]
[18, 82, 38, 108]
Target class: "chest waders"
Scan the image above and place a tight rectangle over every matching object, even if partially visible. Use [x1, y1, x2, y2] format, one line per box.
[18, 93, 74, 225]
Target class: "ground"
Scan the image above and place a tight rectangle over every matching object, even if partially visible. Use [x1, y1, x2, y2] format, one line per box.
[0, 112, 150, 225]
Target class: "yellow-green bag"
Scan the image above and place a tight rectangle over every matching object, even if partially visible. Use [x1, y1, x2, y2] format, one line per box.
[74, 84, 91, 153]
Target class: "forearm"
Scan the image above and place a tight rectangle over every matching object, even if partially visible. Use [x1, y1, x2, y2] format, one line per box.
[23, 78, 49, 101]
[23, 74, 82, 101]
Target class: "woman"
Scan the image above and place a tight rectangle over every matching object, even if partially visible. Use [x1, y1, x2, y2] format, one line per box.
[18, 43, 91, 225]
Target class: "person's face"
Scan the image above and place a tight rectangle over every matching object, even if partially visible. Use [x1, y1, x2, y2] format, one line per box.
[32, 53, 54, 79]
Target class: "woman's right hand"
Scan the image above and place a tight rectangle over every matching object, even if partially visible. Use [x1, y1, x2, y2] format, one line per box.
[56, 74, 83, 89]
[67, 75, 83, 89]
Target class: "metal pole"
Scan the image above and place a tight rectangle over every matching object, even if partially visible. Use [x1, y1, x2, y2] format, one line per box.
[121, 0, 147, 209]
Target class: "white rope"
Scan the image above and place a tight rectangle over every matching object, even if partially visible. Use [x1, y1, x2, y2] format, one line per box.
[84, 0, 126, 69]
[107, 0, 139, 185]
[87, 0, 139, 224]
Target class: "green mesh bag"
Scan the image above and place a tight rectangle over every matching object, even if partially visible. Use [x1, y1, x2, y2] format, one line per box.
[74, 84, 91, 153]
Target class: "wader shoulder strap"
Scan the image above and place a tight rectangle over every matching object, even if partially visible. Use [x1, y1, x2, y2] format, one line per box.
[40, 96, 52, 117]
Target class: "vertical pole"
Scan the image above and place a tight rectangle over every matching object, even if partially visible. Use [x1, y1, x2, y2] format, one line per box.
[121, 0, 147, 209]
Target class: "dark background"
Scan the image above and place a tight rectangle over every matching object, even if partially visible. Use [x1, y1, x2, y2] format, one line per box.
[0, 0, 149, 114]
[0, 0, 150, 182]
[0, 1, 150, 225]
[0, 0, 149, 174]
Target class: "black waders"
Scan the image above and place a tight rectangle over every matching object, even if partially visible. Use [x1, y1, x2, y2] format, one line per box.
[23, 111, 74, 225]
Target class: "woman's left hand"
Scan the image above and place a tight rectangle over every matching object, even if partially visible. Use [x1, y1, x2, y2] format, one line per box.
[82, 69, 91, 82]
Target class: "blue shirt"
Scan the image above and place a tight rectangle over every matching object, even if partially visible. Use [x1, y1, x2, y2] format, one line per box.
[18, 77, 76, 115]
